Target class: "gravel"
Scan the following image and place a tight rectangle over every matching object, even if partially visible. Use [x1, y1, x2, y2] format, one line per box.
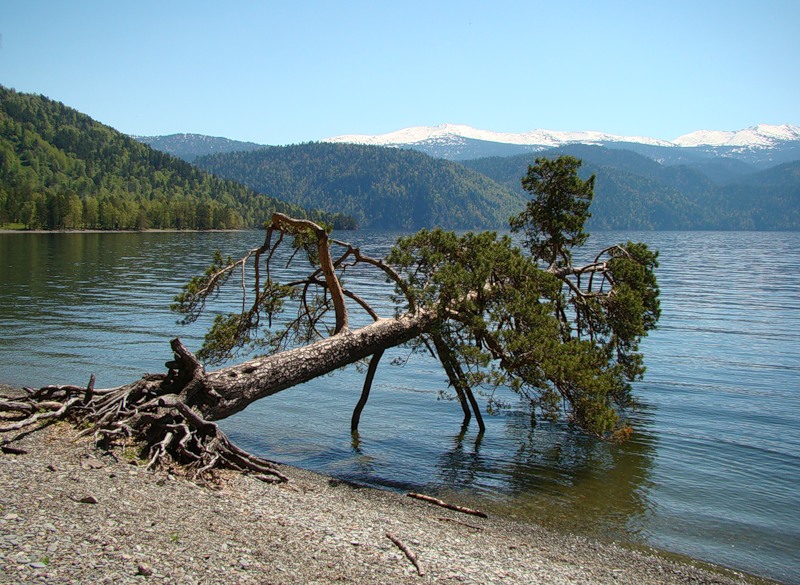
[0, 419, 777, 584]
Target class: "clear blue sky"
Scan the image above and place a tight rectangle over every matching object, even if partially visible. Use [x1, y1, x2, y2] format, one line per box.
[2, 0, 797, 144]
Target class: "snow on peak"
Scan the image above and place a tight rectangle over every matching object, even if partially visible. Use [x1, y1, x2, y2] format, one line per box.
[325, 124, 674, 148]
[673, 124, 800, 147]
[326, 123, 800, 151]
[329, 124, 475, 146]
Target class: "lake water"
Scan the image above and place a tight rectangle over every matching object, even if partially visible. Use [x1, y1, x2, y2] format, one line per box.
[1, 230, 798, 584]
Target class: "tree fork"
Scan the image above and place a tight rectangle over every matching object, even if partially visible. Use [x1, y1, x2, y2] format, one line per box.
[269, 212, 349, 334]
[432, 334, 486, 432]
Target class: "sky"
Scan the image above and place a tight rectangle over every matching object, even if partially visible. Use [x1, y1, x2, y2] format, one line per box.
[2, 0, 798, 145]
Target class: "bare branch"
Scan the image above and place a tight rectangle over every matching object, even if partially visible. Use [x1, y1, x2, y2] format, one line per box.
[351, 350, 384, 433]
[270, 212, 349, 334]
[386, 532, 424, 576]
[407, 492, 488, 518]
[332, 241, 415, 311]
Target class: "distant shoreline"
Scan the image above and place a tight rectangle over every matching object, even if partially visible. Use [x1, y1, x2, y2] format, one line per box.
[0, 228, 246, 234]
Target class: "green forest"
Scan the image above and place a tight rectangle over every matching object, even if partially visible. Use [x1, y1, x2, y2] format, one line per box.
[463, 144, 800, 230]
[0, 87, 348, 231]
[195, 140, 800, 231]
[194, 143, 524, 230]
[3, 85, 797, 232]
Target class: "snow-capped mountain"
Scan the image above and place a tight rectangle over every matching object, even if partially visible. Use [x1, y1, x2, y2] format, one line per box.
[135, 124, 800, 169]
[327, 123, 674, 149]
[325, 123, 800, 166]
[672, 124, 800, 148]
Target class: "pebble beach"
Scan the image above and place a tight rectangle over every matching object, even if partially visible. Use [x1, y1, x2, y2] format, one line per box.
[0, 410, 777, 585]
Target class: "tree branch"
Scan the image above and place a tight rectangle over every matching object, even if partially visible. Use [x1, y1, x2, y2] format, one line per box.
[435, 332, 486, 431]
[407, 492, 488, 518]
[351, 349, 384, 433]
[385, 532, 424, 576]
[270, 212, 349, 334]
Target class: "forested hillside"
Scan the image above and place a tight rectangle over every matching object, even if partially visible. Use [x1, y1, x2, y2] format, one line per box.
[463, 145, 800, 230]
[9, 83, 792, 232]
[194, 143, 524, 229]
[135, 134, 265, 163]
[0, 87, 342, 230]
[717, 161, 800, 229]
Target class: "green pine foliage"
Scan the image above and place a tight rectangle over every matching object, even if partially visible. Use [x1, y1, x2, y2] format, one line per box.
[369, 155, 659, 437]
[0, 86, 343, 230]
[388, 157, 660, 436]
[387, 222, 659, 437]
[510, 156, 594, 267]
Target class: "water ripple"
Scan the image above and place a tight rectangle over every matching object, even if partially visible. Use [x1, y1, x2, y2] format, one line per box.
[1, 230, 799, 584]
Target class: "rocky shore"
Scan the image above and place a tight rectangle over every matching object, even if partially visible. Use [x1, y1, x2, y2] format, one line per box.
[0, 420, 776, 584]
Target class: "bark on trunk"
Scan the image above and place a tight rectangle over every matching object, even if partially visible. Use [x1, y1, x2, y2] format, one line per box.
[202, 311, 434, 420]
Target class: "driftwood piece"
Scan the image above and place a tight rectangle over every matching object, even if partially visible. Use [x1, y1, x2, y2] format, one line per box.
[407, 492, 488, 518]
[0, 396, 82, 432]
[1, 445, 28, 455]
[385, 531, 424, 576]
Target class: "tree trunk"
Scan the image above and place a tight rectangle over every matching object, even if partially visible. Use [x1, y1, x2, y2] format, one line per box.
[0, 310, 437, 483]
[201, 311, 434, 420]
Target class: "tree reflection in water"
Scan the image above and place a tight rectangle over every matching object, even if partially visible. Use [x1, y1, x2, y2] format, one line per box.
[430, 402, 658, 544]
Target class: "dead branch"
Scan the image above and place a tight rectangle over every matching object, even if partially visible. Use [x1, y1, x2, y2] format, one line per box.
[407, 492, 488, 518]
[386, 532, 424, 576]
[270, 212, 349, 334]
[0, 400, 35, 414]
[0, 396, 82, 432]
[1, 445, 28, 455]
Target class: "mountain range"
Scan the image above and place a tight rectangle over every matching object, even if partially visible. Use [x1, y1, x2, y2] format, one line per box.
[4, 83, 795, 233]
[193, 143, 522, 230]
[135, 122, 800, 231]
[190, 140, 799, 231]
[324, 123, 800, 168]
[137, 123, 800, 170]
[327, 122, 800, 150]
[0, 86, 341, 231]
[460, 144, 800, 230]
[135, 133, 264, 163]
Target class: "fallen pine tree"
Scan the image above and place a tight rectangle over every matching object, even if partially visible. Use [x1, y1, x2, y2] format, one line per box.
[0, 156, 660, 483]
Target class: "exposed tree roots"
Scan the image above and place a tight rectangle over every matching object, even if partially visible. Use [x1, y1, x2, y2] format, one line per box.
[0, 339, 287, 484]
